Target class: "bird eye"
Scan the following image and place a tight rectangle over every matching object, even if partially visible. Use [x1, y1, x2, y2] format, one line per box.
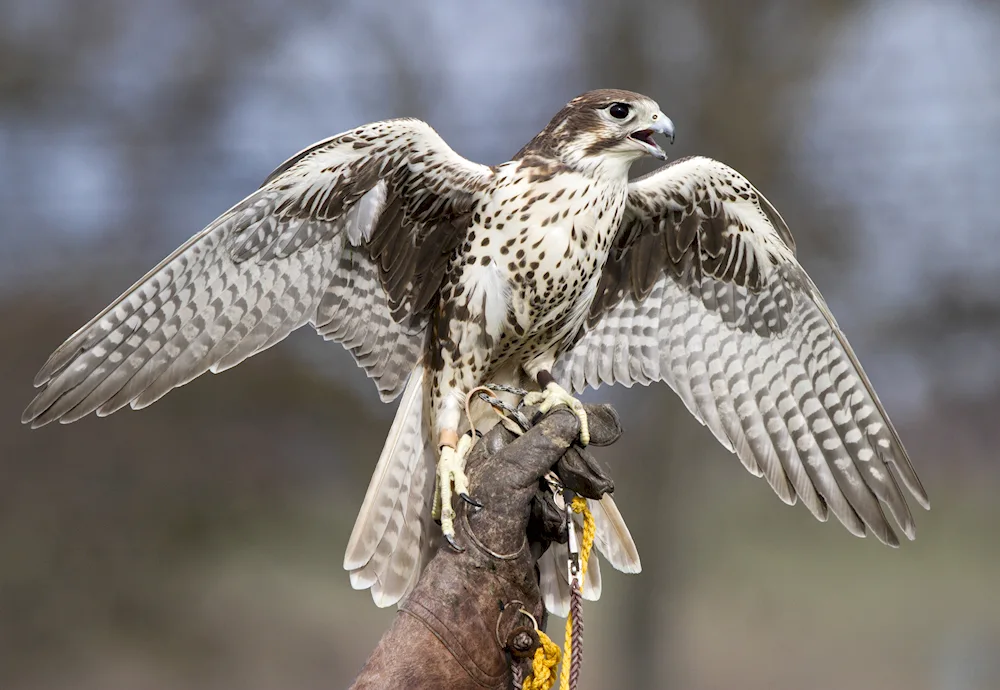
[608, 103, 631, 119]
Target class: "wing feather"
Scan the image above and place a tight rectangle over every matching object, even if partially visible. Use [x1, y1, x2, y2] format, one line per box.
[554, 156, 927, 545]
[24, 119, 492, 426]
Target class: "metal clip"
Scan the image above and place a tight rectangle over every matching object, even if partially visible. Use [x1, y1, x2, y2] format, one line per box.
[545, 471, 566, 510]
[566, 498, 581, 586]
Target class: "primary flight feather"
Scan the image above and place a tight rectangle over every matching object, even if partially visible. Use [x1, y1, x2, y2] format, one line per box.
[24, 89, 928, 612]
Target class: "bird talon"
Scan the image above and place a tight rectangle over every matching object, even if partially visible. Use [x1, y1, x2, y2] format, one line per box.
[445, 531, 465, 552]
[460, 492, 484, 510]
[524, 381, 590, 446]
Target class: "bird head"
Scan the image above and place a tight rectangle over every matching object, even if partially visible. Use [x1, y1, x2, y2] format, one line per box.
[514, 89, 675, 176]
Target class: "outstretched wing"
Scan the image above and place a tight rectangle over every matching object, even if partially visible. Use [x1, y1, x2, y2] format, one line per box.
[24, 119, 493, 427]
[554, 156, 929, 545]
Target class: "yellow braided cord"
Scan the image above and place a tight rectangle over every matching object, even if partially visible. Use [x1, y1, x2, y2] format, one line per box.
[558, 496, 595, 690]
[572, 496, 595, 585]
[522, 629, 560, 689]
[522, 496, 595, 690]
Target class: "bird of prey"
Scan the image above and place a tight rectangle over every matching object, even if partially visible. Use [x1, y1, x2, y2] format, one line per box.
[23, 89, 929, 611]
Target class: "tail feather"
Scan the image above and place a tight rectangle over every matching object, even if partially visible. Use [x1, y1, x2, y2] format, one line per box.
[590, 494, 641, 574]
[344, 363, 435, 607]
[539, 545, 569, 617]
[373, 436, 436, 606]
[344, 365, 426, 570]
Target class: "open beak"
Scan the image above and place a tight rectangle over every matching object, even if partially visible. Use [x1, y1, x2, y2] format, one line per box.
[630, 113, 675, 160]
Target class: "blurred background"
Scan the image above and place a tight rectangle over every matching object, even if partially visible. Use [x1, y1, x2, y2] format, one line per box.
[2, 0, 999, 688]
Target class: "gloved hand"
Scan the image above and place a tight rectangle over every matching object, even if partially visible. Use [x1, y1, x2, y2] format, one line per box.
[350, 404, 623, 690]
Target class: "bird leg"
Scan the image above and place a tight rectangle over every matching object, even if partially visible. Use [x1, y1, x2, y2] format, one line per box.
[432, 430, 479, 551]
[523, 370, 590, 446]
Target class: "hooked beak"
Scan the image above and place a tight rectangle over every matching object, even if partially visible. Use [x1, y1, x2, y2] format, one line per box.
[629, 113, 675, 160]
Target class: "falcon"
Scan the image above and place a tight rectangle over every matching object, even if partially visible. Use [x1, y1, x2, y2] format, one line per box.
[23, 89, 929, 611]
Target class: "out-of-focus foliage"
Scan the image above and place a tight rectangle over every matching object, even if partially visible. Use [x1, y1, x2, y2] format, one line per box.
[1, 1, 998, 688]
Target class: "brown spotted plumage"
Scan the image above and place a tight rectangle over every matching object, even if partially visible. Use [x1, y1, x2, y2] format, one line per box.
[24, 89, 927, 615]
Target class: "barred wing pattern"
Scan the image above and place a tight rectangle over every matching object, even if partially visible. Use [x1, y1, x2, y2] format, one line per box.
[24, 119, 492, 427]
[554, 156, 929, 545]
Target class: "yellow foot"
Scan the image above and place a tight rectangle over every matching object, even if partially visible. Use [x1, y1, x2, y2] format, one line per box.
[432, 432, 478, 551]
[523, 381, 590, 446]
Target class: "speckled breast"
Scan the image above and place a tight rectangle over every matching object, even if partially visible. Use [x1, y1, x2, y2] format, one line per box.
[457, 162, 630, 363]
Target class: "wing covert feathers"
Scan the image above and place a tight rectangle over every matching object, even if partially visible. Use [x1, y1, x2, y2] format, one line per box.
[25, 119, 491, 426]
[556, 156, 928, 546]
